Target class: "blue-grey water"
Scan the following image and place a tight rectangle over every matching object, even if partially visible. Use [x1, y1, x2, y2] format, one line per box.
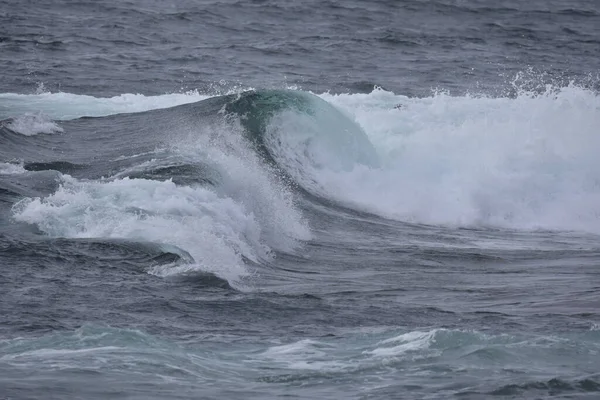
[1, 1, 600, 399]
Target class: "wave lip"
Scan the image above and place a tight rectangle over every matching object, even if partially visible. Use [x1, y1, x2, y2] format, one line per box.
[225, 90, 380, 198]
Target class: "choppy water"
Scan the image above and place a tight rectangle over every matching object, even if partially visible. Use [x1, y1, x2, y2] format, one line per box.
[1, 1, 600, 399]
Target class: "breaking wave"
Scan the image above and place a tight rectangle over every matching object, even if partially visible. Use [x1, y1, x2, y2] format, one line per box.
[6, 84, 600, 288]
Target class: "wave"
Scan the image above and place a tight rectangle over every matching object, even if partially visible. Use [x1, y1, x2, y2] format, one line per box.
[8, 91, 322, 287]
[3, 324, 598, 397]
[226, 90, 379, 190]
[7, 85, 600, 286]
[488, 377, 600, 396]
[164, 85, 600, 235]
[7, 89, 378, 286]
[255, 327, 600, 396]
[1, 113, 64, 136]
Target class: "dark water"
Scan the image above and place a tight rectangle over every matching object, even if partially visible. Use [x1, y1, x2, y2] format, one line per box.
[1, 1, 600, 399]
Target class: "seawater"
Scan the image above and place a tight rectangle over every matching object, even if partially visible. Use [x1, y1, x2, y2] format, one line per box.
[1, 1, 600, 399]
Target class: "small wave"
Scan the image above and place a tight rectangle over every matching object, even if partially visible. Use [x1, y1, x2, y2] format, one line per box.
[369, 330, 437, 357]
[260, 339, 348, 372]
[0, 324, 251, 395]
[489, 377, 600, 396]
[24, 161, 88, 174]
[114, 159, 221, 187]
[3, 113, 64, 136]
[254, 326, 600, 392]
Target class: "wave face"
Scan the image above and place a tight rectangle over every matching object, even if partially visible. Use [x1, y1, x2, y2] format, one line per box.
[228, 90, 380, 192]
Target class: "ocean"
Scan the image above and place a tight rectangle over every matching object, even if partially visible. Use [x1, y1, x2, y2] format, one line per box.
[1, 0, 600, 399]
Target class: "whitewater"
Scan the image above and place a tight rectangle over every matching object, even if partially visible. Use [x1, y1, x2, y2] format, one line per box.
[3, 87, 600, 399]
[4, 83, 600, 235]
[2, 0, 600, 399]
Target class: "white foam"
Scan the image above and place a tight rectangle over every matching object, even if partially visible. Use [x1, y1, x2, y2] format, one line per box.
[169, 120, 311, 254]
[313, 85, 600, 233]
[11, 120, 311, 287]
[261, 91, 379, 202]
[12, 175, 262, 286]
[258, 329, 442, 372]
[0, 162, 26, 175]
[261, 339, 346, 371]
[368, 330, 436, 357]
[4, 113, 64, 136]
[263, 339, 323, 357]
[379, 330, 437, 345]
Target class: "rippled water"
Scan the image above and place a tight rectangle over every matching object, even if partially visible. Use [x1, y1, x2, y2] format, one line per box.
[1, 1, 600, 399]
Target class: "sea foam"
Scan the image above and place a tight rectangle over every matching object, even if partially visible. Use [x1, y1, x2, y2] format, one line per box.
[314, 84, 600, 233]
[4, 113, 64, 136]
[11, 120, 311, 287]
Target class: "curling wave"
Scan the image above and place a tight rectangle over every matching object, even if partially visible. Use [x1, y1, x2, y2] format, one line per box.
[7, 85, 600, 289]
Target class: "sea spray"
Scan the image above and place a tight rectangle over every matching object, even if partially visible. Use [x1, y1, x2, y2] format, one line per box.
[316, 85, 600, 233]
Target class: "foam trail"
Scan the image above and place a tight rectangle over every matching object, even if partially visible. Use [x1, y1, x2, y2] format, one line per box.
[313, 85, 600, 233]
[0, 91, 212, 120]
